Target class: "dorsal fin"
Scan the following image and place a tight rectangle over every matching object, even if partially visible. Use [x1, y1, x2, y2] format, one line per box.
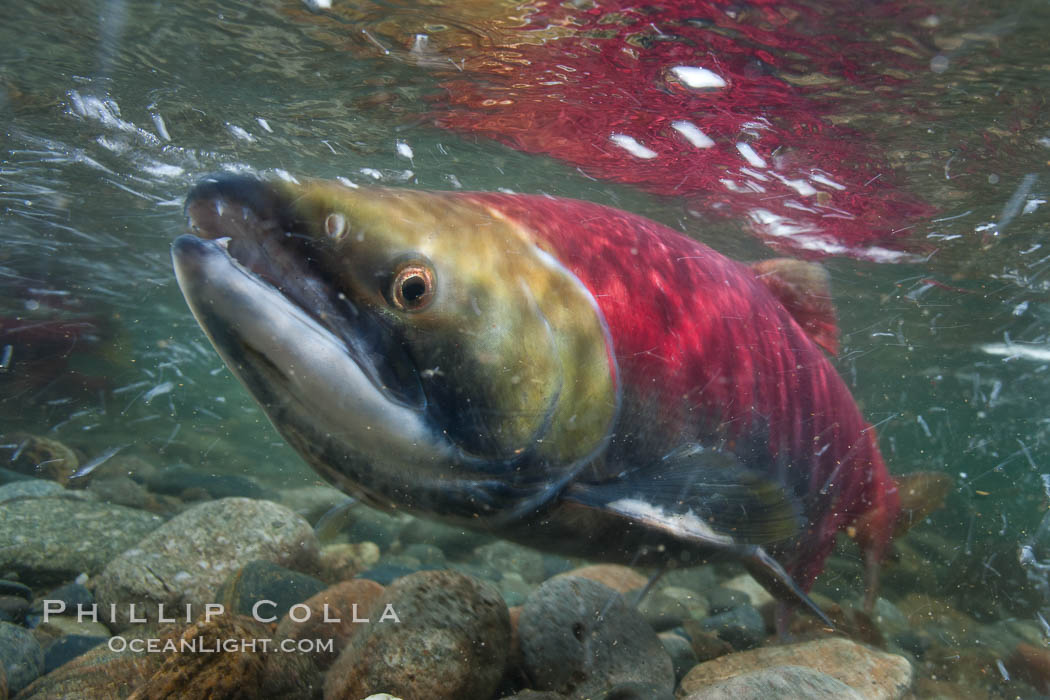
[751, 258, 839, 355]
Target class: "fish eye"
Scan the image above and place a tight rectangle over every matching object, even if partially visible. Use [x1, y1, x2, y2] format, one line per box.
[325, 212, 347, 240]
[390, 261, 435, 312]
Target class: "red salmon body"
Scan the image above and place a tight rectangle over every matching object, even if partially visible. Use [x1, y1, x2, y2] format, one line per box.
[466, 192, 900, 591]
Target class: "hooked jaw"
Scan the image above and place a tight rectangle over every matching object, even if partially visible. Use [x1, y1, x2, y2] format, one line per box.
[172, 175, 452, 474]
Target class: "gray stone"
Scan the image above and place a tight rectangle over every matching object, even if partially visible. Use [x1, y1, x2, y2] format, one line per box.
[344, 507, 407, 550]
[660, 631, 699, 683]
[682, 665, 865, 700]
[499, 572, 533, 606]
[400, 543, 447, 567]
[518, 575, 674, 699]
[660, 565, 718, 592]
[274, 484, 350, 523]
[700, 604, 766, 649]
[0, 479, 65, 503]
[0, 497, 164, 586]
[43, 634, 108, 674]
[145, 466, 275, 501]
[706, 585, 751, 614]
[215, 560, 326, 620]
[472, 541, 546, 583]
[0, 620, 44, 694]
[399, 517, 494, 556]
[92, 498, 318, 629]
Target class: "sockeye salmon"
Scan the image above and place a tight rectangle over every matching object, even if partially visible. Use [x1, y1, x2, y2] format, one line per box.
[172, 174, 943, 622]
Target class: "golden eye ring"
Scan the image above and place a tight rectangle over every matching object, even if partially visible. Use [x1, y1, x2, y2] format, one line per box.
[390, 262, 435, 312]
[325, 212, 347, 240]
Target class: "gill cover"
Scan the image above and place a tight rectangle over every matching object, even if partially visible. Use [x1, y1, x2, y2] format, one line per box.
[278, 181, 620, 471]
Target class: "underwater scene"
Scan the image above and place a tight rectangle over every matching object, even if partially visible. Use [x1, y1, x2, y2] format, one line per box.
[1, 0, 1049, 697]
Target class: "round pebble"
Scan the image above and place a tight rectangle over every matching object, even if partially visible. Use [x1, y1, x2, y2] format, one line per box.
[518, 575, 674, 699]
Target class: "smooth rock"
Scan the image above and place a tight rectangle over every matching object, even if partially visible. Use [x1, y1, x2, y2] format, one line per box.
[37, 582, 93, 609]
[449, 561, 501, 582]
[660, 631, 699, 683]
[599, 681, 675, 699]
[0, 497, 164, 586]
[343, 508, 406, 550]
[0, 621, 44, 694]
[1006, 642, 1050, 693]
[92, 497, 318, 630]
[37, 616, 111, 639]
[86, 475, 171, 513]
[400, 543, 447, 567]
[216, 560, 326, 621]
[722, 574, 775, 609]
[26, 613, 318, 698]
[0, 583, 30, 602]
[15, 645, 153, 699]
[518, 575, 674, 699]
[8, 435, 78, 485]
[276, 484, 351, 523]
[634, 588, 689, 632]
[681, 621, 734, 662]
[706, 586, 751, 614]
[558, 564, 649, 594]
[498, 572, 533, 607]
[79, 453, 158, 484]
[660, 565, 718, 592]
[700, 604, 766, 649]
[319, 541, 381, 583]
[472, 541, 546, 584]
[42, 634, 107, 674]
[275, 578, 385, 669]
[0, 598, 27, 625]
[357, 563, 432, 585]
[541, 554, 576, 579]
[398, 518, 494, 557]
[0, 480, 65, 503]
[679, 637, 914, 699]
[681, 664, 865, 700]
[325, 569, 510, 700]
[145, 466, 276, 501]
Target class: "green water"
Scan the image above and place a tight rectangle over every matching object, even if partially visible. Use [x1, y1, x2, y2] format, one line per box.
[1, 0, 1050, 695]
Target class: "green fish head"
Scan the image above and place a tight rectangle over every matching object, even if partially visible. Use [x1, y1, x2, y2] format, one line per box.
[172, 174, 617, 518]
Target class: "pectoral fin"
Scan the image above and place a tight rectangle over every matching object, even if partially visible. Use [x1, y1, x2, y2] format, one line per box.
[563, 443, 801, 547]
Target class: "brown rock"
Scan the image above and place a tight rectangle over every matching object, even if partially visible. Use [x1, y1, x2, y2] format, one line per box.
[132, 613, 320, 699]
[318, 542, 381, 583]
[681, 664, 864, 700]
[274, 579, 384, 669]
[678, 637, 913, 699]
[896, 593, 979, 642]
[16, 645, 156, 699]
[324, 570, 510, 700]
[786, 603, 883, 648]
[1007, 642, 1050, 694]
[1, 663, 7, 700]
[9, 434, 78, 485]
[558, 564, 648, 593]
[681, 620, 734, 662]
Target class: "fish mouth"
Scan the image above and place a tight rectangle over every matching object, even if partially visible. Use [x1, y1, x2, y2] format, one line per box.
[172, 173, 442, 466]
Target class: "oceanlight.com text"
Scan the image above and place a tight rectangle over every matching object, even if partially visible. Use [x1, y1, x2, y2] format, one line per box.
[108, 636, 336, 654]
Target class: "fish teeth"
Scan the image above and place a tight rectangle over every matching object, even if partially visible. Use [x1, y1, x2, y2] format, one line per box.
[215, 236, 232, 250]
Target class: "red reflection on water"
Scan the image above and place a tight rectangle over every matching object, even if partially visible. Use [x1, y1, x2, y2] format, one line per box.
[430, 0, 936, 259]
